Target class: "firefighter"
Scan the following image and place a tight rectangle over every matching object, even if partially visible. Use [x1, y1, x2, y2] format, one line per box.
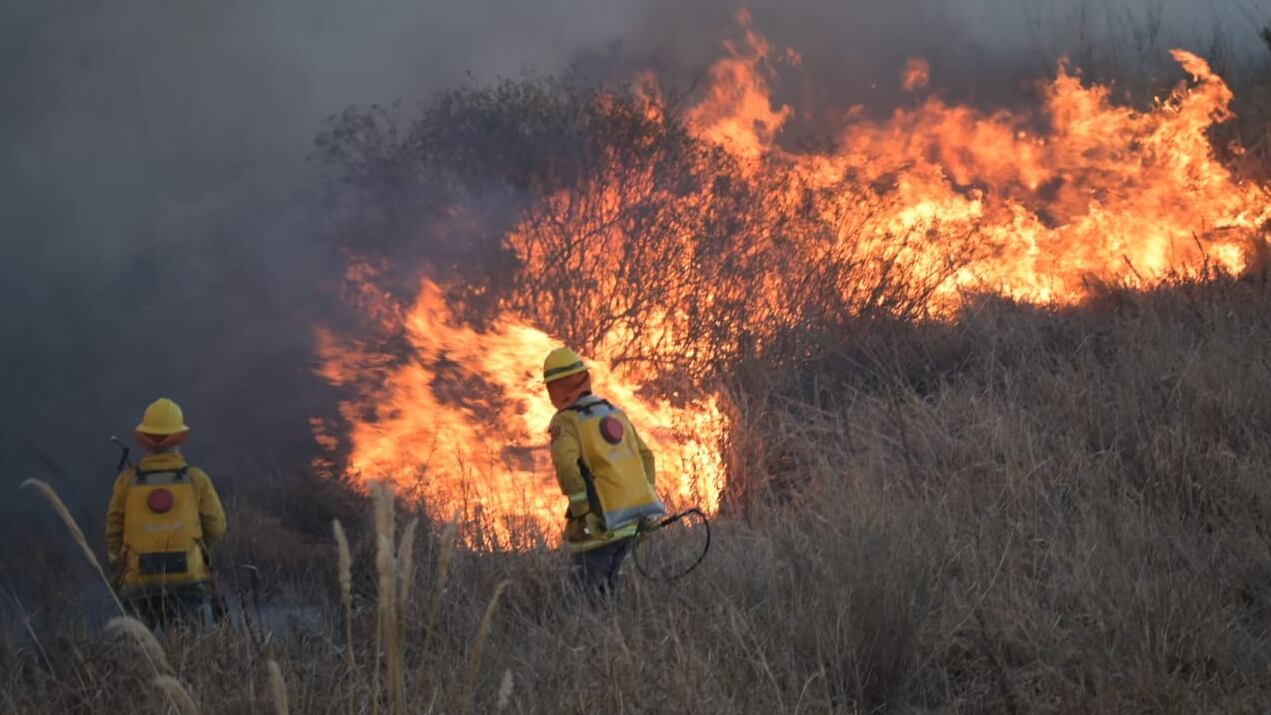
[105, 398, 226, 628]
[544, 348, 664, 600]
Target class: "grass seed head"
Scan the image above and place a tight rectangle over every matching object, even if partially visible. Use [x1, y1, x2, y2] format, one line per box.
[333, 518, 352, 608]
[106, 616, 173, 675]
[267, 659, 290, 715]
[153, 676, 200, 715]
[22, 479, 104, 580]
[398, 517, 419, 610]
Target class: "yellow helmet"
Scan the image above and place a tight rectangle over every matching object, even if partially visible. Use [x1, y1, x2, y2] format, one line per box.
[135, 398, 190, 435]
[543, 347, 587, 384]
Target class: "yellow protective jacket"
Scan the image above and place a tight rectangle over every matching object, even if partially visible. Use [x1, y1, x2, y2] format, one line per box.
[549, 394, 664, 554]
[105, 451, 226, 589]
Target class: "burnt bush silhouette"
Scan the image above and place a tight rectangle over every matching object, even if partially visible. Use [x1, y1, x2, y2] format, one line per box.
[314, 76, 965, 397]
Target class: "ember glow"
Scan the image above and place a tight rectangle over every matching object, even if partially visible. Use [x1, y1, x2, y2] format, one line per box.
[315, 18, 1269, 547]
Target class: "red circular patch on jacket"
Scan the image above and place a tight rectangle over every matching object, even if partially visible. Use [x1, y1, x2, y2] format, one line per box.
[147, 488, 174, 514]
[599, 416, 624, 444]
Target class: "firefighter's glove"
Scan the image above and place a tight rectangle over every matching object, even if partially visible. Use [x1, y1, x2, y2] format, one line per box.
[583, 512, 606, 537]
[564, 518, 587, 543]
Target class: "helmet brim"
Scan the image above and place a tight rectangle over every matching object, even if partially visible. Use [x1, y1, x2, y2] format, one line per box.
[543, 362, 588, 384]
[133, 423, 190, 436]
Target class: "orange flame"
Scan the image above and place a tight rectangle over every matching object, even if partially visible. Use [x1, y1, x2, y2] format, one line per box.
[692, 29, 1267, 304]
[315, 274, 722, 548]
[685, 10, 792, 161]
[316, 19, 1268, 548]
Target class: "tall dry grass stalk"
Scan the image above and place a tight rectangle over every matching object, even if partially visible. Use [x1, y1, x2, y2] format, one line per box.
[266, 659, 290, 715]
[496, 668, 514, 712]
[105, 616, 193, 714]
[22, 479, 126, 614]
[372, 482, 404, 715]
[396, 516, 420, 702]
[375, 533, 402, 715]
[463, 580, 510, 715]
[333, 519, 355, 715]
[153, 676, 200, 715]
[398, 517, 419, 613]
[106, 616, 173, 675]
[416, 519, 458, 695]
[371, 614, 381, 715]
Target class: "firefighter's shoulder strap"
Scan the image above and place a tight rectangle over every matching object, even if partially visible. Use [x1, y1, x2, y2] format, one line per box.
[132, 465, 191, 485]
[566, 398, 614, 417]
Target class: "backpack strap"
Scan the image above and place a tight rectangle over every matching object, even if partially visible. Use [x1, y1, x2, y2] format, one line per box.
[567, 398, 614, 417]
[133, 465, 191, 485]
[574, 457, 603, 525]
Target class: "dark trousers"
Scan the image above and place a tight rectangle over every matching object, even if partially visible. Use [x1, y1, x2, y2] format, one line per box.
[572, 537, 634, 603]
[122, 582, 212, 630]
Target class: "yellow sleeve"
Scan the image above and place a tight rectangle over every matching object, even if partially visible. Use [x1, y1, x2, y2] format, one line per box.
[632, 423, 656, 487]
[191, 468, 227, 548]
[105, 471, 132, 561]
[549, 412, 590, 518]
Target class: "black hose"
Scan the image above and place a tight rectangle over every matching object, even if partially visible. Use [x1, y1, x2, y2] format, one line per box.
[633, 508, 711, 581]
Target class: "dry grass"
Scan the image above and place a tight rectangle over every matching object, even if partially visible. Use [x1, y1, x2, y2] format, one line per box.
[397, 518, 419, 625]
[371, 482, 403, 715]
[332, 519, 354, 715]
[105, 616, 173, 675]
[20, 479, 125, 615]
[266, 659, 289, 715]
[153, 675, 200, 715]
[463, 580, 509, 715]
[7, 277, 1271, 713]
[416, 518, 457, 693]
[496, 668, 513, 711]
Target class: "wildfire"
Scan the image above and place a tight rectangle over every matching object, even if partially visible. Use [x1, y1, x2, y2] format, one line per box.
[315, 273, 723, 548]
[315, 17, 1268, 547]
[687, 18, 1268, 305]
